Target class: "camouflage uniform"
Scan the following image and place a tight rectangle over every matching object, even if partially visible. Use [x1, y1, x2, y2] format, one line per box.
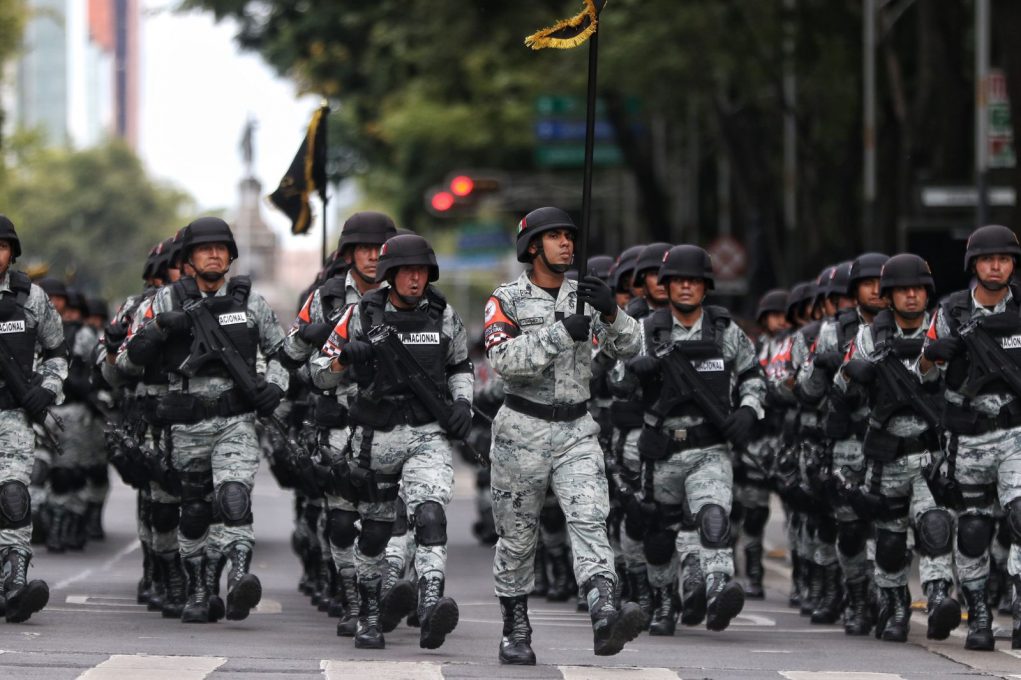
[484, 272, 641, 597]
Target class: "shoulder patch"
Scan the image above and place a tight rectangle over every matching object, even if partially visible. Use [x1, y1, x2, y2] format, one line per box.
[484, 296, 519, 352]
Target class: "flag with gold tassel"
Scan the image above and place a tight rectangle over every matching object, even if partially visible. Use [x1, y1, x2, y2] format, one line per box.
[268, 104, 329, 235]
[525, 0, 606, 50]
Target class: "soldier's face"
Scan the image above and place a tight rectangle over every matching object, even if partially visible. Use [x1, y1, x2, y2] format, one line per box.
[891, 285, 927, 316]
[0, 241, 11, 275]
[50, 295, 67, 314]
[348, 244, 379, 280]
[642, 271, 668, 304]
[393, 265, 429, 299]
[856, 277, 886, 310]
[668, 277, 706, 308]
[974, 253, 1014, 287]
[191, 243, 230, 275]
[535, 229, 574, 266]
[166, 266, 181, 283]
[764, 311, 789, 334]
[836, 295, 855, 310]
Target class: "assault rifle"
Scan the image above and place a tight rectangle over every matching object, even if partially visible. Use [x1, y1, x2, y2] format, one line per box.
[870, 344, 943, 432]
[653, 342, 730, 433]
[0, 334, 63, 453]
[956, 312, 1021, 399]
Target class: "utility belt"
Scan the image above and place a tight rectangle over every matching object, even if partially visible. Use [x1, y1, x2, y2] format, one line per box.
[349, 395, 435, 432]
[945, 399, 1021, 436]
[862, 427, 939, 463]
[331, 426, 402, 504]
[504, 394, 587, 422]
[609, 400, 645, 429]
[637, 421, 726, 461]
[155, 388, 253, 424]
[313, 394, 349, 429]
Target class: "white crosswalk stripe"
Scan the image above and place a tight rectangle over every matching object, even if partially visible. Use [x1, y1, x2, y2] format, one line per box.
[779, 673, 908, 680]
[320, 659, 445, 680]
[558, 667, 680, 680]
[76, 654, 226, 680]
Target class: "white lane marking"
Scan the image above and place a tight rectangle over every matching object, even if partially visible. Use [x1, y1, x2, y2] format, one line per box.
[730, 613, 776, 626]
[321, 660, 444, 680]
[54, 539, 141, 591]
[559, 666, 679, 680]
[1001, 649, 1021, 659]
[253, 598, 281, 614]
[780, 673, 907, 680]
[77, 654, 226, 680]
[750, 649, 792, 653]
[64, 595, 145, 607]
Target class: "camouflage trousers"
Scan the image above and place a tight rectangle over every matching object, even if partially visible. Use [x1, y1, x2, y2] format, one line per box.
[342, 421, 454, 583]
[617, 429, 645, 572]
[831, 436, 869, 582]
[324, 428, 355, 573]
[491, 408, 615, 598]
[170, 413, 260, 558]
[952, 425, 1021, 581]
[863, 451, 953, 588]
[50, 403, 98, 515]
[0, 409, 39, 552]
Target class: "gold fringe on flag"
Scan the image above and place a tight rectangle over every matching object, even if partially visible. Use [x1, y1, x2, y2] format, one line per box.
[525, 0, 605, 50]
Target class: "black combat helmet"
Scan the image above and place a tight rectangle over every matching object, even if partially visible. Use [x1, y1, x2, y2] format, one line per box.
[658, 245, 715, 289]
[813, 265, 836, 308]
[609, 244, 645, 293]
[826, 261, 853, 299]
[879, 253, 935, 297]
[633, 243, 673, 283]
[86, 297, 109, 320]
[375, 234, 439, 283]
[37, 277, 68, 299]
[757, 289, 789, 322]
[142, 243, 161, 281]
[183, 216, 239, 260]
[515, 207, 577, 263]
[963, 224, 1021, 271]
[337, 211, 398, 253]
[0, 215, 22, 259]
[785, 281, 812, 322]
[847, 252, 889, 295]
[167, 226, 189, 270]
[153, 237, 175, 281]
[587, 255, 615, 283]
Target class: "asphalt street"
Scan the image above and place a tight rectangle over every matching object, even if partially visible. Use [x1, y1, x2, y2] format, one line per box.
[0, 461, 1019, 680]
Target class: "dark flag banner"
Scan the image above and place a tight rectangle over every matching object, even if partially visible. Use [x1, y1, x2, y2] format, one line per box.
[525, 0, 606, 50]
[268, 105, 329, 235]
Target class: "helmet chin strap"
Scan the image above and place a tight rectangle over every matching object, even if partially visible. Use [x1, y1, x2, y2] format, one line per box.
[896, 307, 925, 320]
[858, 300, 884, 316]
[352, 265, 374, 284]
[670, 300, 700, 314]
[538, 246, 572, 275]
[977, 277, 1008, 292]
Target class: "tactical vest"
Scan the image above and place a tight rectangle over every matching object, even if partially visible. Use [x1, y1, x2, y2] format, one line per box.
[625, 296, 651, 321]
[641, 305, 734, 418]
[0, 272, 38, 372]
[318, 276, 351, 322]
[358, 286, 449, 400]
[162, 277, 258, 379]
[834, 307, 860, 352]
[867, 310, 929, 426]
[942, 287, 1021, 396]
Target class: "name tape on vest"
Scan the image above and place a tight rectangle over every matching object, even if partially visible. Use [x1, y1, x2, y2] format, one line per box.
[1001, 335, 1021, 350]
[693, 358, 725, 372]
[0, 320, 25, 334]
[218, 312, 248, 326]
[399, 332, 440, 345]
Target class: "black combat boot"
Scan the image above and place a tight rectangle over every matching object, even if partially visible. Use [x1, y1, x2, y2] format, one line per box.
[147, 556, 166, 612]
[64, 510, 87, 551]
[299, 543, 318, 597]
[335, 567, 359, 637]
[843, 577, 872, 636]
[744, 543, 765, 599]
[545, 545, 572, 602]
[1012, 575, 1021, 650]
[531, 544, 549, 597]
[180, 552, 209, 623]
[205, 550, 226, 623]
[585, 574, 644, 656]
[354, 576, 384, 649]
[225, 543, 261, 621]
[705, 572, 745, 631]
[788, 551, 802, 609]
[418, 572, 459, 649]
[45, 507, 65, 553]
[923, 579, 961, 641]
[498, 595, 536, 665]
[960, 577, 994, 651]
[4, 548, 47, 623]
[1001, 575, 1015, 616]
[679, 554, 707, 626]
[307, 546, 324, 604]
[315, 560, 333, 612]
[137, 544, 154, 605]
[801, 561, 823, 616]
[810, 564, 843, 624]
[85, 501, 105, 541]
[380, 556, 416, 633]
[628, 568, 653, 628]
[877, 586, 910, 642]
[648, 584, 677, 636]
[157, 550, 186, 619]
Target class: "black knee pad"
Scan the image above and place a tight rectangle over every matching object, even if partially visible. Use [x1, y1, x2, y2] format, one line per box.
[179, 500, 212, 540]
[328, 509, 358, 549]
[837, 519, 869, 556]
[69, 467, 87, 491]
[743, 506, 769, 537]
[914, 509, 954, 557]
[997, 516, 1012, 549]
[697, 504, 731, 549]
[49, 467, 73, 494]
[150, 502, 181, 533]
[358, 519, 393, 557]
[29, 459, 49, 487]
[392, 498, 409, 537]
[0, 481, 30, 529]
[86, 464, 110, 486]
[215, 481, 253, 527]
[957, 513, 994, 558]
[476, 467, 491, 488]
[643, 529, 677, 566]
[414, 501, 448, 547]
[874, 529, 909, 573]
[540, 504, 566, 533]
[729, 503, 745, 525]
[1005, 498, 1021, 546]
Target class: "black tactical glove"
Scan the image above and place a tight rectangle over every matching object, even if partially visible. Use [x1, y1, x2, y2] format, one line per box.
[298, 322, 333, 348]
[102, 321, 127, 353]
[842, 358, 877, 385]
[627, 355, 660, 379]
[156, 310, 190, 333]
[253, 383, 284, 417]
[722, 405, 757, 447]
[813, 350, 844, 374]
[561, 314, 591, 342]
[22, 386, 55, 421]
[923, 335, 962, 363]
[339, 339, 374, 365]
[577, 275, 616, 317]
[445, 399, 473, 440]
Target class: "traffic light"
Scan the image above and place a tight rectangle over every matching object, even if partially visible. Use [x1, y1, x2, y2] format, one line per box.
[424, 171, 503, 217]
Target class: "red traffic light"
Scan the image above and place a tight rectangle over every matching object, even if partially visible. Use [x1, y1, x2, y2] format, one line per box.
[450, 175, 474, 197]
[430, 191, 455, 212]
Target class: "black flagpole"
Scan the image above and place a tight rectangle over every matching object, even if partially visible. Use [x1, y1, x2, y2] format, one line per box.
[321, 194, 328, 265]
[575, 29, 598, 314]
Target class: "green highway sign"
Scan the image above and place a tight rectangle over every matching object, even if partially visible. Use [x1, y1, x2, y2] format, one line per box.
[535, 144, 624, 168]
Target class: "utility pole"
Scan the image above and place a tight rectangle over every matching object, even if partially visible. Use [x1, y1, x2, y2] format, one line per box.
[976, 0, 991, 227]
[863, 0, 878, 248]
[783, 0, 797, 272]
